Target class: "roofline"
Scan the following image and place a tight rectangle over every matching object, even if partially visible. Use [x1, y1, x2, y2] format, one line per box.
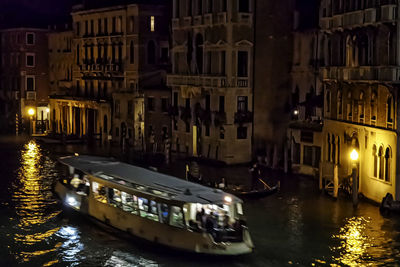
[72, 5, 128, 16]
[0, 28, 49, 33]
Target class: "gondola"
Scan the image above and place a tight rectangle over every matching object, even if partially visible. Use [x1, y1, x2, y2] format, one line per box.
[224, 180, 280, 199]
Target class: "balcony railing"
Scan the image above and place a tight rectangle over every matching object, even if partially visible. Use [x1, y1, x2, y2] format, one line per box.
[321, 66, 400, 82]
[204, 14, 213, 25]
[381, 4, 397, 22]
[320, 17, 331, 30]
[172, 18, 179, 29]
[183, 16, 192, 27]
[26, 91, 36, 100]
[167, 75, 250, 89]
[343, 10, 364, 28]
[216, 12, 227, 24]
[238, 13, 253, 25]
[364, 8, 376, 24]
[193, 15, 203, 26]
[234, 110, 253, 124]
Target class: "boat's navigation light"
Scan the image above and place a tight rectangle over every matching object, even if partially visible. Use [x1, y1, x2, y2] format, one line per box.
[66, 196, 77, 206]
[224, 196, 232, 203]
[74, 153, 79, 156]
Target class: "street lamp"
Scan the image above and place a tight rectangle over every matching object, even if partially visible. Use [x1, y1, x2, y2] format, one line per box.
[27, 108, 35, 135]
[350, 148, 359, 207]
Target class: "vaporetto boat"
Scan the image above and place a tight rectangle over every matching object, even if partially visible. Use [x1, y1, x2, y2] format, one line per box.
[54, 155, 254, 255]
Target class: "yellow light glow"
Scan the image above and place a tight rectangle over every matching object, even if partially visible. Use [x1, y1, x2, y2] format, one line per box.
[74, 153, 79, 156]
[28, 108, 35, 116]
[46, 108, 50, 113]
[350, 149, 359, 161]
[224, 196, 232, 203]
[150, 16, 155, 32]
[293, 109, 299, 115]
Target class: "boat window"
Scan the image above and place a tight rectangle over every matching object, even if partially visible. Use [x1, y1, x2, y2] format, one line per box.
[92, 181, 107, 203]
[147, 200, 159, 222]
[159, 203, 169, 224]
[108, 188, 122, 207]
[170, 206, 185, 228]
[121, 192, 138, 214]
[138, 197, 149, 217]
[236, 203, 243, 215]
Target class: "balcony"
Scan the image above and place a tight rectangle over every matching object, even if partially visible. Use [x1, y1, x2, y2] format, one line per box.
[332, 14, 343, 29]
[183, 16, 192, 27]
[320, 17, 331, 30]
[167, 75, 250, 89]
[172, 18, 180, 29]
[238, 13, 252, 25]
[216, 12, 227, 24]
[343, 10, 364, 28]
[234, 110, 253, 124]
[364, 8, 376, 24]
[321, 66, 400, 82]
[381, 4, 397, 22]
[204, 14, 213, 25]
[26, 91, 36, 100]
[193, 15, 203, 26]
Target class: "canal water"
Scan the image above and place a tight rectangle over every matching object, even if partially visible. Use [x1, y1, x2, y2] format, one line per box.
[0, 137, 400, 266]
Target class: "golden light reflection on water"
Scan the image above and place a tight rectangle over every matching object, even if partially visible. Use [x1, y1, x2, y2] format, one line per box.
[331, 217, 371, 267]
[11, 141, 62, 264]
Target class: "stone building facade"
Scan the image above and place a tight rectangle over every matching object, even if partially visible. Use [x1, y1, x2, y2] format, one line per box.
[167, 0, 254, 164]
[0, 28, 50, 134]
[253, 0, 295, 168]
[49, 2, 170, 146]
[319, 0, 400, 202]
[287, 0, 323, 176]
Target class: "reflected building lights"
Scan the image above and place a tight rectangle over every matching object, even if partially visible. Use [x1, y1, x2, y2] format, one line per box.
[11, 141, 61, 264]
[331, 217, 371, 267]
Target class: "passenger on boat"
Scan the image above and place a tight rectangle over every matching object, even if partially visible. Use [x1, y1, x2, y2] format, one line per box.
[196, 208, 206, 228]
[70, 174, 82, 189]
[205, 213, 218, 238]
[218, 178, 227, 189]
[223, 213, 231, 229]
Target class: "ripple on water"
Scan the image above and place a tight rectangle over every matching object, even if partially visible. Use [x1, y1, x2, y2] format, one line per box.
[9, 141, 62, 265]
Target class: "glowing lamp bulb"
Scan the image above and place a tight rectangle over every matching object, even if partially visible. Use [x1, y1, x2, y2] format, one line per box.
[46, 108, 50, 113]
[350, 149, 359, 161]
[224, 196, 232, 203]
[293, 109, 299, 115]
[28, 108, 35, 116]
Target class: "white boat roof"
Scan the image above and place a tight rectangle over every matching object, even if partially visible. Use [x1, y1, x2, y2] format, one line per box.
[59, 155, 242, 205]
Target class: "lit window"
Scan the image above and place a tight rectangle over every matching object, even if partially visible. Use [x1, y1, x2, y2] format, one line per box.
[150, 16, 155, 32]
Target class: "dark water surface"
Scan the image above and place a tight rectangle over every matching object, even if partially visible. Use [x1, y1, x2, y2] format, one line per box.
[0, 137, 400, 266]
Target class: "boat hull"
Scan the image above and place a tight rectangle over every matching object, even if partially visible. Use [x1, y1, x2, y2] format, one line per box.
[54, 182, 253, 255]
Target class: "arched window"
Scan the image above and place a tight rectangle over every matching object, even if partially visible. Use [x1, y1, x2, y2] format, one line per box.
[378, 146, 384, 179]
[337, 136, 340, 164]
[359, 91, 364, 123]
[387, 95, 393, 126]
[347, 91, 353, 120]
[130, 41, 134, 64]
[384, 147, 391, 182]
[337, 90, 343, 116]
[76, 44, 80, 65]
[147, 40, 156, 64]
[371, 91, 377, 124]
[372, 145, 377, 177]
[358, 35, 368, 66]
[326, 90, 331, 113]
[327, 134, 331, 162]
[332, 135, 336, 164]
[103, 115, 108, 133]
[195, 33, 203, 74]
